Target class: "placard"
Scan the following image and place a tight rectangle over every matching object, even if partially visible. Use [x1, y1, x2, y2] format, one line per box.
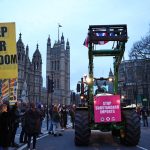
[94, 95, 121, 123]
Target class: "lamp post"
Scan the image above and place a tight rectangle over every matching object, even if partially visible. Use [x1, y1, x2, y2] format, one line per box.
[46, 76, 50, 130]
[134, 59, 138, 106]
[50, 73, 54, 106]
[134, 82, 138, 106]
[143, 60, 149, 108]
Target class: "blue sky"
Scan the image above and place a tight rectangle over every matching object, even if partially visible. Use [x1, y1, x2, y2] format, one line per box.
[1, 0, 150, 91]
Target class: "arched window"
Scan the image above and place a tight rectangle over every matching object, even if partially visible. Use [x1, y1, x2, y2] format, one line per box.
[54, 79, 56, 89]
[55, 61, 57, 70]
[18, 53, 20, 61]
[57, 61, 59, 70]
[22, 54, 24, 61]
[57, 79, 59, 89]
[51, 61, 53, 70]
[34, 63, 38, 70]
[36, 63, 38, 70]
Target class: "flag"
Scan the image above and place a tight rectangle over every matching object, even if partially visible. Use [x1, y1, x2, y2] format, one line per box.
[58, 24, 62, 27]
[83, 36, 89, 47]
[96, 32, 108, 45]
[96, 32, 115, 45]
[83, 32, 114, 47]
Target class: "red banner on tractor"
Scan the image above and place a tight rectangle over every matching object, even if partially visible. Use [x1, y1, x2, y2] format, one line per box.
[94, 95, 121, 123]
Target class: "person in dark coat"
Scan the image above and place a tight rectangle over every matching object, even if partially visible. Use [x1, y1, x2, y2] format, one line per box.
[140, 106, 149, 127]
[48, 105, 54, 134]
[37, 104, 45, 134]
[24, 102, 41, 150]
[9, 102, 20, 147]
[19, 103, 28, 143]
[0, 104, 11, 150]
[69, 104, 76, 129]
[60, 105, 67, 129]
[52, 105, 62, 136]
[136, 106, 141, 120]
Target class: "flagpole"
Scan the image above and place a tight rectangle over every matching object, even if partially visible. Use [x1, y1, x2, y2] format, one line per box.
[58, 24, 59, 42]
[58, 23, 62, 42]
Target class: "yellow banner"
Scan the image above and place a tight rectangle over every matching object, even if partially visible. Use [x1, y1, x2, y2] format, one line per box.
[0, 22, 18, 79]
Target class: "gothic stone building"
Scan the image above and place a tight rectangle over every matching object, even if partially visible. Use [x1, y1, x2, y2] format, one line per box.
[17, 33, 42, 104]
[46, 33, 70, 105]
[118, 59, 150, 108]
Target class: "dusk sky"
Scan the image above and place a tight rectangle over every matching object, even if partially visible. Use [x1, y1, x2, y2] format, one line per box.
[1, 0, 150, 91]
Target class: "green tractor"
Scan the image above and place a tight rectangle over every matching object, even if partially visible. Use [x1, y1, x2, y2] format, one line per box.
[75, 25, 141, 146]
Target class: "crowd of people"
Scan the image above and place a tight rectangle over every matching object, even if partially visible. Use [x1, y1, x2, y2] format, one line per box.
[48, 104, 76, 136]
[2, 101, 149, 150]
[0, 101, 76, 150]
[0, 102, 21, 150]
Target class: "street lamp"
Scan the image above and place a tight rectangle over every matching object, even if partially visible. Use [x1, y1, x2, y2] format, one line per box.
[46, 73, 54, 130]
[80, 95, 84, 100]
[121, 95, 125, 99]
[86, 76, 92, 84]
[108, 77, 113, 82]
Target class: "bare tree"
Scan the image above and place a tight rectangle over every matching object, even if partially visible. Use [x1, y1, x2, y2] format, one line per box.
[129, 32, 150, 60]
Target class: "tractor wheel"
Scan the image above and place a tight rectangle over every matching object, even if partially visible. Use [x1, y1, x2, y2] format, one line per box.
[112, 128, 120, 137]
[74, 110, 91, 146]
[120, 109, 141, 146]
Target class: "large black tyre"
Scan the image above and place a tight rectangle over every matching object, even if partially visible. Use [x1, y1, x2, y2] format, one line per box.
[112, 128, 120, 137]
[74, 110, 91, 146]
[120, 109, 141, 146]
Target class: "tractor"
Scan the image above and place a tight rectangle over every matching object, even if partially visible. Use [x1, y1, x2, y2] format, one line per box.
[74, 25, 141, 146]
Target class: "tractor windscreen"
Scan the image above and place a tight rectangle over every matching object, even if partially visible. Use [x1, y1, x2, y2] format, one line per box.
[94, 78, 114, 95]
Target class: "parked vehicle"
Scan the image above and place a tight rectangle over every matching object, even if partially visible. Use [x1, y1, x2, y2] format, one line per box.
[75, 25, 141, 146]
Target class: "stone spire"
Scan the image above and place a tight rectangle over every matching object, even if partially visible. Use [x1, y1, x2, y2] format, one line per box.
[47, 35, 51, 47]
[109, 68, 113, 78]
[61, 33, 64, 44]
[66, 39, 70, 50]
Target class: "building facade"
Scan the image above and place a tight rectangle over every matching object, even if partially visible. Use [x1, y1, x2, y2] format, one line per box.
[118, 59, 150, 108]
[17, 33, 42, 104]
[46, 33, 70, 105]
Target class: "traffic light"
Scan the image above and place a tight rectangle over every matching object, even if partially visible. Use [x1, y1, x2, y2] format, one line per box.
[76, 83, 80, 92]
[50, 79, 54, 93]
[73, 92, 75, 102]
[48, 78, 54, 93]
[81, 78, 84, 95]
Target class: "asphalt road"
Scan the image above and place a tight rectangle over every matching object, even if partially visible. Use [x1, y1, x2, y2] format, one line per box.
[10, 116, 150, 150]
[18, 127, 150, 150]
